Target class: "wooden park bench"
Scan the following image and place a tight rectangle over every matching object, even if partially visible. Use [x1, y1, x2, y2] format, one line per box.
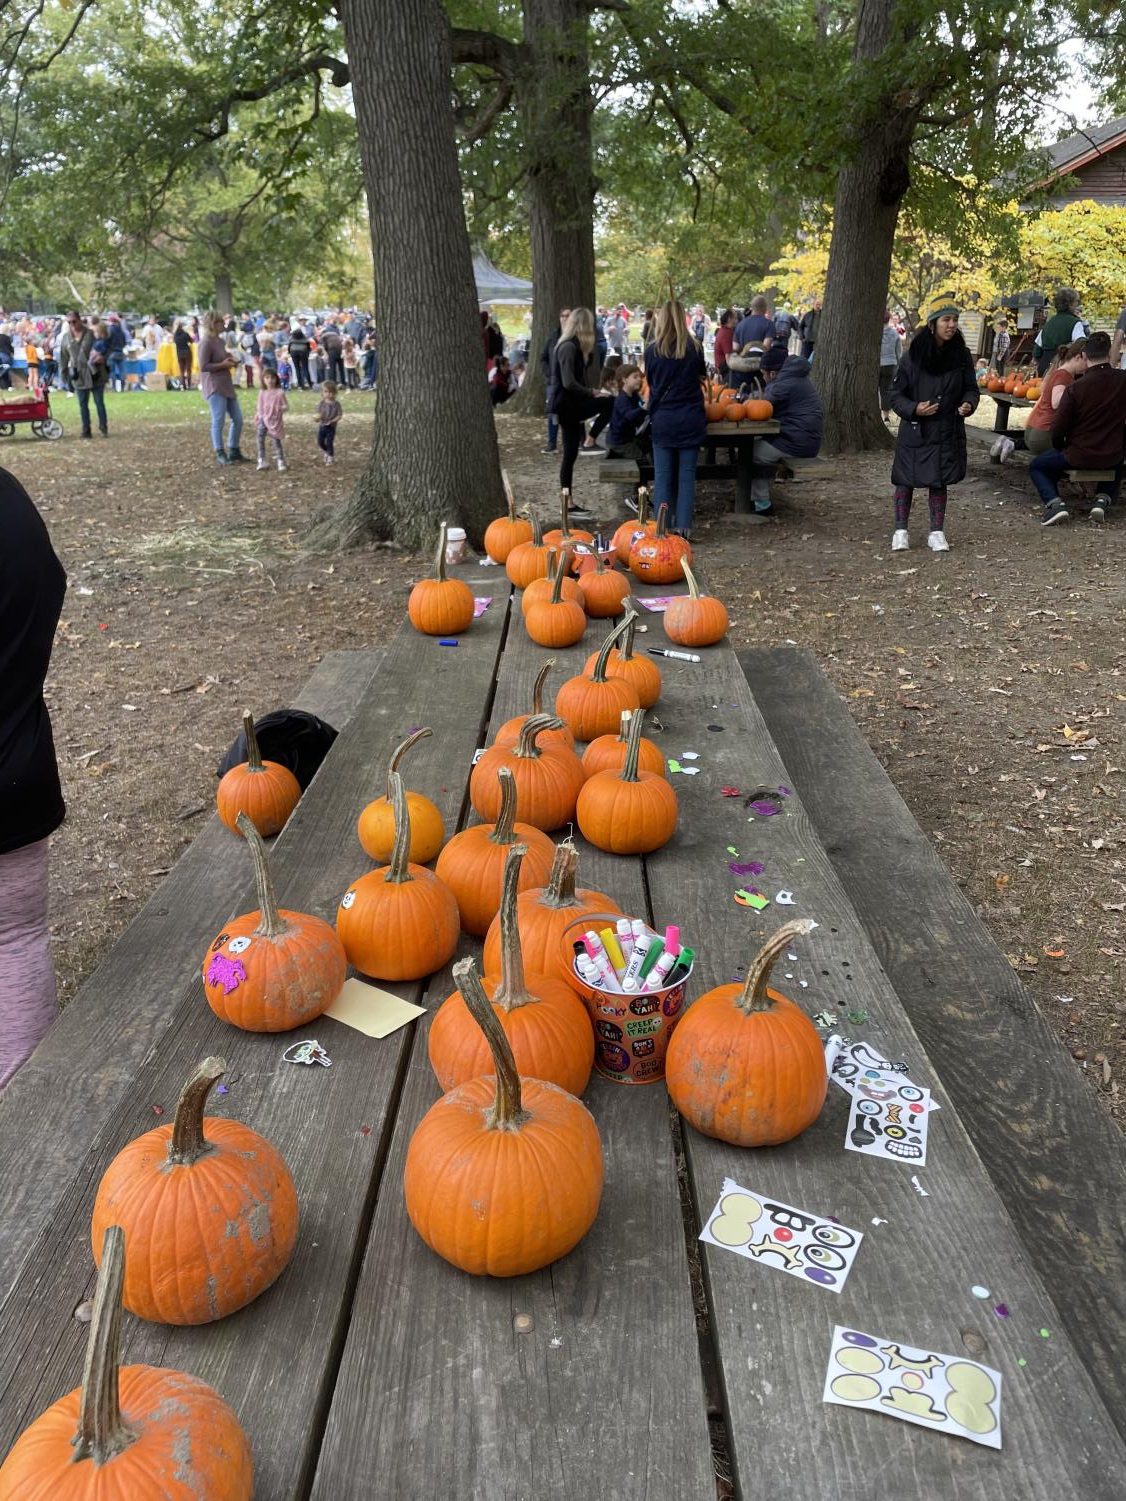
[1, 572, 1124, 1497]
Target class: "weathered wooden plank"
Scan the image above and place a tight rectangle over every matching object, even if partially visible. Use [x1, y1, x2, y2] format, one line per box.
[0, 586, 509, 1501]
[740, 644, 1126, 1435]
[0, 648, 384, 1288]
[311, 608, 717, 1500]
[637, 597, 1126, 1494]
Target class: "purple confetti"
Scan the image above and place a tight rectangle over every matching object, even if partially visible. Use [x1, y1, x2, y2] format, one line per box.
[729, 860, 765, 876]
[473, 596, 492, 617]
[748, 801, 782, 818]
[206, 952, 247, 995]
[216, 1084, 229, 1096]
[779, 785, 793, 797]
[994, 1303, 1010, 1318]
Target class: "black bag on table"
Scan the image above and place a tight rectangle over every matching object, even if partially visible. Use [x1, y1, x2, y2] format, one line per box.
[216, 709, 338, 790]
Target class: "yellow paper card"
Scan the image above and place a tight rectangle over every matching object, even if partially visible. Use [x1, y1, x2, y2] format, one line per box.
[325, 977, 425, 1038]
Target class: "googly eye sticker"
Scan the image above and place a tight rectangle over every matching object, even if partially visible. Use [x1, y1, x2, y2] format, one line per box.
[228, 935, 252, 954]
[341, 890, 357, 909]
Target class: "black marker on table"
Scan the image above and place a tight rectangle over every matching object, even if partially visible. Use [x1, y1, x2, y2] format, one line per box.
[647, 647, 701, 663]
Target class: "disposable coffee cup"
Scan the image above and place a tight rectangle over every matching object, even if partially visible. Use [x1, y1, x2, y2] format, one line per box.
[445, 526, 467, 564]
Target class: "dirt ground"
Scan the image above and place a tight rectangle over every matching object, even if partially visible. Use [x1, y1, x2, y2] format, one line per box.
[12, 386, 1123, 1126]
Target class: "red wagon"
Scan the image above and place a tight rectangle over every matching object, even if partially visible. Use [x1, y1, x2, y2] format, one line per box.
[0, 392, 64, 440]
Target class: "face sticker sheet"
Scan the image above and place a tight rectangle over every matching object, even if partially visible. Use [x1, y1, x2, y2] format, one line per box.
[824, 1037, 933, 1165]
[699, 1179, 863, 1293]
[823, 1326, 1002, 1449]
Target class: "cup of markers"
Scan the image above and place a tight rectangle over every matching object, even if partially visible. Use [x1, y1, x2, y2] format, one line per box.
[559, 913, 696, 1085]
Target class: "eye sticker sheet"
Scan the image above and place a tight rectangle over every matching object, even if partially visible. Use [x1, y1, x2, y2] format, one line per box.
[823, 1326, 1002, 1449]
[825, 1037, 934, 1165]
[699, 1179, 863, 1293]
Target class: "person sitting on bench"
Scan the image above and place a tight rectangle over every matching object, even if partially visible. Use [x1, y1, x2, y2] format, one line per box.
[1031, 330, 1126, 527]
[604, 364, 650, 461]
[748, 354, 824, 516]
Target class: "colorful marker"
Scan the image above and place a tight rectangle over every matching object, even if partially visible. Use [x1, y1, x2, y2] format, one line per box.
[667, 946, 696, 986]
[647, 647, 701, 663]
[622, 935, 653, 991]
[638, 938, 665, 982]
[583, 931, 622, 991]
[600, 926, 626, 974]
[645, 949, 679, 992]
[616, 918, 635, 962]
[664, 925, 680, 959]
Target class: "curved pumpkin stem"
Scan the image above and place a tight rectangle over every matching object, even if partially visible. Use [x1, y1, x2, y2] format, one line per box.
[590, 611, 633, 684]
[488, 766, 519, 847]
[680, 556, 703, 600]
[167, 1057, 225, 1166]
[242, 709, 264, 773]
[654, 504, 670, 539]
[454, 956, 528, 1131]
[737, 919, 817, 1014]
[236, 813, 288, 939]
[522, 508, 544, 548]
[515, 712, 564, 760]
[617, 709, 633, 744]
[547, 544, 573, 604]
[619, 600, 640, 662]
[539, 837, 580, 908]
[74, 1226, 138, 1465]
[501, 468, 517, 519]
[433, 523, 450, 584]
[636, 485, 650, 526]
[386, 771, 414, 885]
[386, 726, 432, 801]
[530, 659, 555, 717]
[620, 707, 646, 784]
[492, 844, 534, 1012]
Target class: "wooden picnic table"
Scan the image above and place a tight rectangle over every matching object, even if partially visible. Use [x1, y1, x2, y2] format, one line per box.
[987, 391, 1033, 434]
[1, 567, 1125, 1499]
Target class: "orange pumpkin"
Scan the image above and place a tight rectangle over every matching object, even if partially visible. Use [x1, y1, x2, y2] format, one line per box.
[524, 545, 588, 648]
[629, 504, 692, 585]
[337, 772, 460, 981]
[356, 727, 446, 865]
[505, 509, 553, 589]
[494, 659, 576, 750]
[577, 549, 630, 618]
[665, 919, 826, 1147]
[216, 709, 301, 839]
[576, 709, 678, 854]
[91, 1058, 298, 1324]
[744, 398, 774, 421]
[1012, 382, 1027, 398]
[203, 814, 346, 1032]
[986, 375, 1004, 393]
[429, 844, 593, 1095]
[611, 485, 657, 563]
[521, 548, 582, 615]
[470, 714, 586, 831]
[435, 765, 554, 935]
[585, 601, 661, 708]
[483, 837, 619, 980]
[408, 523, 475, 636]
[483, 471, 534, 562]
[1003, 373, 1018, 393]
[543, 487, 595, 571]
[664, 557, 729, 647]
[704, 400, 726, 422]
[0, 1226, 253, 1500]
[405, 956, 603, 1276]
[725, 401, 746, 421]
[555, 612, 641, 742]
[582, 708, 666, 779]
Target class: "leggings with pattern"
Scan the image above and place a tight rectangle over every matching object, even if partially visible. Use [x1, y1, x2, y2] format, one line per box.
[0, 837, 57, 1087]
[894, 486, 946, 532]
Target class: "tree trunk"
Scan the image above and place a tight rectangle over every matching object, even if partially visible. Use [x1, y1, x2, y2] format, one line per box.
[510, 0, 597, 414]
[326, 0, 503, 549]
[814, 0, 916, 453]
[214, 270, 234, 315]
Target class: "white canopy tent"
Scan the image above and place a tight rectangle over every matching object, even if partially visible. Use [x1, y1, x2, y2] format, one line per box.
[473, 249, 533, 305]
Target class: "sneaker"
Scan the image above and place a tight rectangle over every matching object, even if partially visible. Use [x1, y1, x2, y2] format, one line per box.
[622, 494, 640, 514]
[989, 438, 1004, 462]
[1041, 499, 1069, 526]
[540, 445, 557, 455]
[891, 528, 910, 551]
[569, 504, 595, 521]
[1090, 494, 1110, 522]
[927, 530, 950, 552]
[256, 459, 268, 471]
[754, 503, 775, 517]
[997, 437, 1015, 463]
[227, 449, 247, 463]
[579, 447, 606, 458]
[324, 454, 333, 465]
[277, 460, 288, 473]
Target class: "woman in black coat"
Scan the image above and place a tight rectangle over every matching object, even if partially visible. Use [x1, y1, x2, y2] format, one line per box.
[889, 306, 978, 552]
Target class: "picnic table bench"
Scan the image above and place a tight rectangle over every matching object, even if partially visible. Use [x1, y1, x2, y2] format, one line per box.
[1, 566, 1125, 1498]
[980, 394, 1120, 486]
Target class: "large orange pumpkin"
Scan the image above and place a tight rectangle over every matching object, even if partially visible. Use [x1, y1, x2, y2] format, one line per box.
[665, 919, 826, 1147]
[524, 545, 588, 648]
[506, 510, 553, 589]
[91, 1058, 298, 1324]
[494, 660, 575, 750]
[408, 522, 476, 636]
[404, 956, 603, 1276]
[581, 708, 666, 779]
[429, 843, 593, 1095]
[0, 1226, 254, 1500]
[470, 714, 586, 831]
[664, 557, 729, 647]
[203, 814, 346, 1032]
[543, 487, 595, 571]
[555, 612, 641, 741]
[337, 772, 460, 980]
[483, 837, 619, 980]
[744, 398, 774, 421]
[520, 548, 582, 615]
[576, 709, 678, 854]
[484, 471, 534, 562]
[356, 727, 446, 865]
[216, 709, 301, 839]
[584, 601, 661, 708]
[435, 765, 554, 935]
[611, 485, 657, 563]
[629, 504, 692, 584]
[577, 549, 630, 618]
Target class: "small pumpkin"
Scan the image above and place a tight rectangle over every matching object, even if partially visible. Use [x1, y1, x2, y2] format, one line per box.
[337, 772, 460, 981]
[494, 659, 575, 750]
[744, 398, 774, 421]
[665, 919, 826, 1147]
[216, 709, 301, 839]
[203, 813, 347, 1032]
[704, 400, 726, 422]
[408, 522, 475, 636]
[611, 485, 657, 563]
[405, 956, 603, 1276]
[470, 714, 586, 832]
[505, 509, 553, 589]
[521, 548, 582, 615]
[576, 709, 678, 854]
[91, 1058, 298, 1325]
[484, 470, 534, 562]
[664, 557, 729, 647]
[429, 844, 594, 1095]
[585, 600, 661, 708]
[582, 708, 665, 779]
[629, 504, 692, 585]
[543, 488, 595, 570]
[0, 1226, 254, 1500]
[577, 549, 630, 618]
[555, 612, 641, 742]
[524, 545, 588, 648]
[435, 765, 554, 936]
[483, 836, 619, 980]
[725, 401, 746, 421]
[357, 727, 446, 865]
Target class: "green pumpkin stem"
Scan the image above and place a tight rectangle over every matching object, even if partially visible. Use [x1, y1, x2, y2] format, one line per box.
[547, 546, 570, 604]
[620, 707, 646, 784]
[738, 919, 817, 1014]
[590, 611, 633, 684]
[386, 771, 414, 884]
[73, 1226, 138, 1465]
[236, 813, 288, 939]
[242, 710, 264, 773]
[433, 524, 450, 584]
[386, 726, 432, 801]
[454, 956, 528, 1130]
[489, 766, 519, 846]
[680, 556, 703, 599]
[167, 1057, 225, 1166]
[523, 508, 544, 548]
[515, 712, 564, 760]
[493, 844, 534, 1012]
[530, 659, 555, 717]
[539, 838, 579, 908]
[501, 468, 516, 519]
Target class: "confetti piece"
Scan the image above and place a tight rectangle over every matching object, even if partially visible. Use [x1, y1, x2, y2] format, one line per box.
[721, 787, 742, 797]
[775, 890, 795, 905]
[636, 596, 674, 611]
[846, 1008, 868, 1025]
[911, 1174, 929, 1197]
[1017, 1357, 1027, 1367]
[215, 1084, 229, 1096]
[971, 1285, 990, 1300]
[668, 759, 682, 774]
[871, 1217, 888, 1226]
[734, 889, 770, 910]
[729, 860, 765, 876]
[472, 596, 492, 616]
[994, 1304, 1010, 1318]
[681, 751, 699, 761]
[707, 724, 725, 731]
[726, 846, 739, 856]
[1039, 1328, 1051, 1339]
[150, 1105, 164, 1116]
[747, 800, 781, 817]
[812, 1011, 836, 1028]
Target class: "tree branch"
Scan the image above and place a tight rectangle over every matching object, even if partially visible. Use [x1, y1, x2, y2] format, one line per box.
[450, 27, 524, 79]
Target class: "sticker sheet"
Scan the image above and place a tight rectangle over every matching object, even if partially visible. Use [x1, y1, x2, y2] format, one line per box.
[844, 1084, 931, 1164]
[699, 1178, 863, 1292]
[823, 1326, 1002, 1449]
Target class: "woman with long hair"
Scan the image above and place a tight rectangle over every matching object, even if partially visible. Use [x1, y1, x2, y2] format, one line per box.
[643, 299, 707, 536]
[199, 309, 245, 464]
[1001, 338, 1087, 461]
[552, 306, 612, 499]
[888, 305, 978, 552]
